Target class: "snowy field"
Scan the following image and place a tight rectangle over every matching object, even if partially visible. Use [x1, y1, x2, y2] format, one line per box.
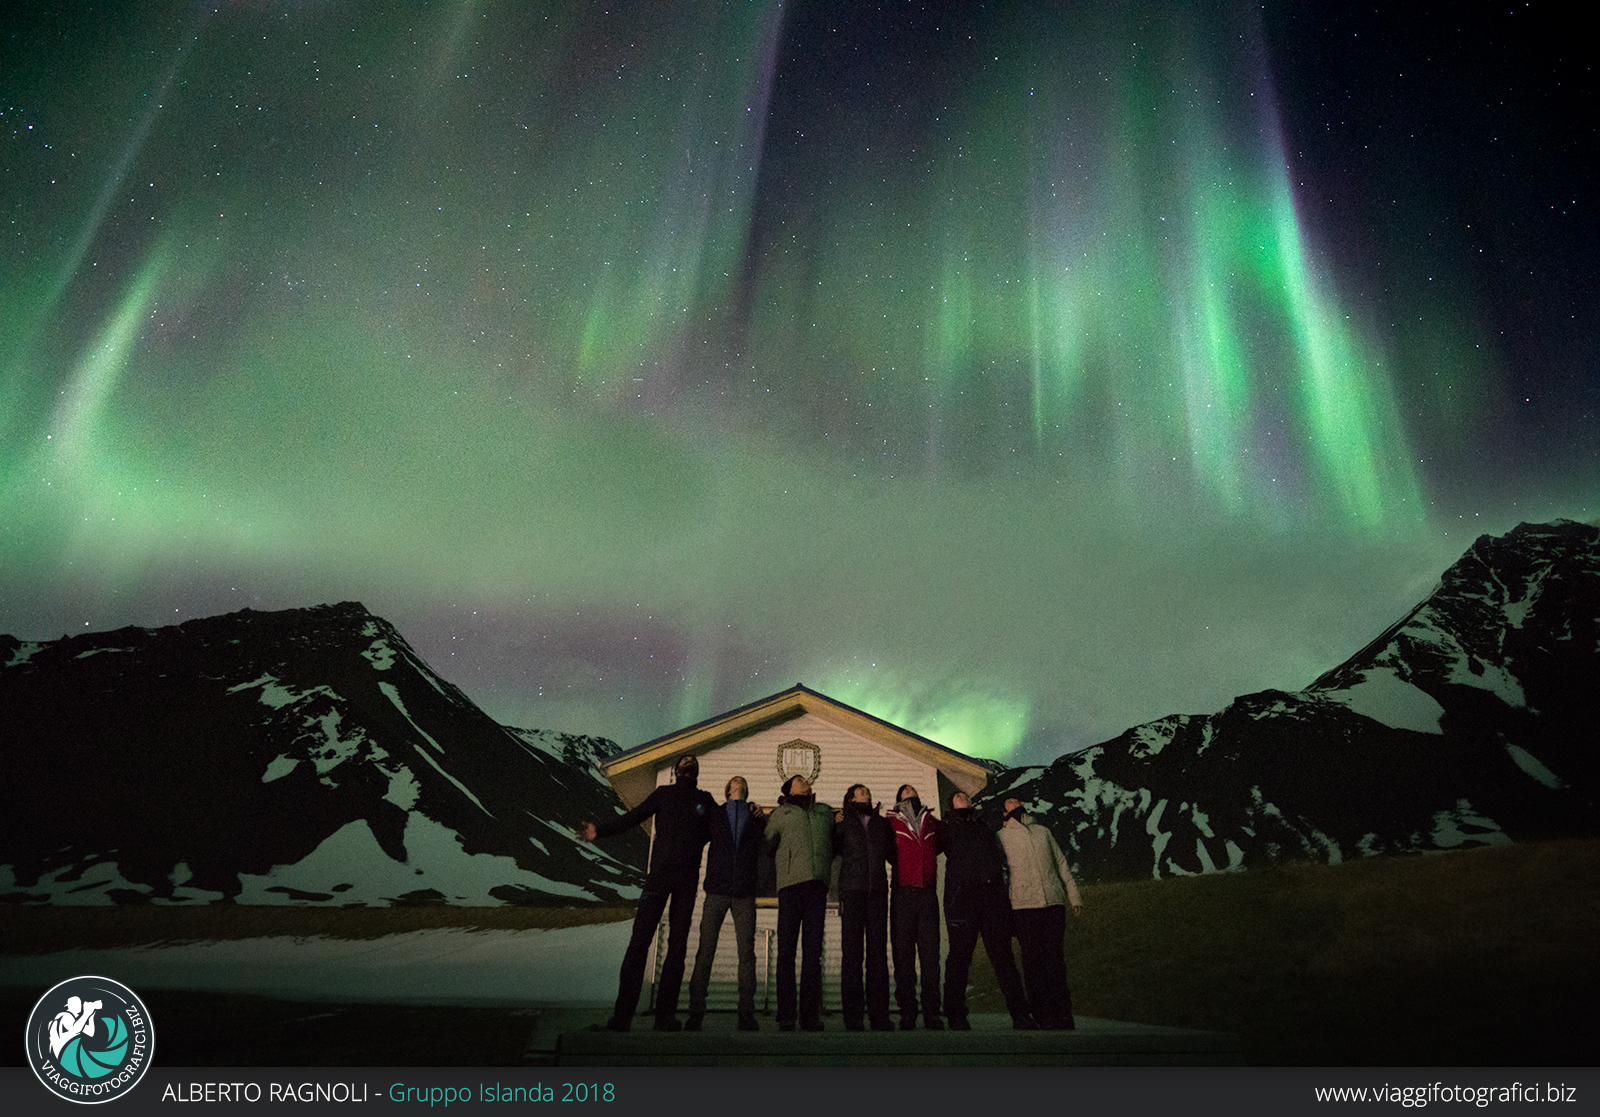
[0, 922, 628, 1006]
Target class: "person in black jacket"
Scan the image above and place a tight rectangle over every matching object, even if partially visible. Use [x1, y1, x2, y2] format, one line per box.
[941, 791, 1036, 1030]
[685, 775, 766, 1032]
[833, 783, 897, 1032]
[578, 753, 715, 1032]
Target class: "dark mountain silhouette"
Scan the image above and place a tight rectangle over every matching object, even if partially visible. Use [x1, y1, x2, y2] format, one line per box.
[0, 602, 644, 905]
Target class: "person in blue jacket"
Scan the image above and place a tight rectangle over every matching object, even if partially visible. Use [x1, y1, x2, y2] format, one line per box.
[685, 775, 767, 1031]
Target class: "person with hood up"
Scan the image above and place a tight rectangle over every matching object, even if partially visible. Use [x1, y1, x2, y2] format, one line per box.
[996, 796, 1082, 1030]
[887, 783, 943, 1030]
[763, 774, 834, 1031]
[578, 753, 715, 1032]
[832, 783, 896, 1032]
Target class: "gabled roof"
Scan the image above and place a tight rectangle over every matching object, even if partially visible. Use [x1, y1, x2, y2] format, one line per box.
[601, 683, 994, 809]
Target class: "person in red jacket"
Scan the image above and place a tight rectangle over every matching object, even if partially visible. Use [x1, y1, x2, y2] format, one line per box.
[887, 784, 942, 1030]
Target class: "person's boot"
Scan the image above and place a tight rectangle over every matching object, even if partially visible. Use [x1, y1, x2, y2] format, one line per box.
[923, 1012, 944, 1031]
[869, 1016, 895, 1032]
[947, 1014, 971, 1031]
[1012, 1012, 1039, 1030]
[653, 1015, 683, 1032]
[684, 1012, 703, 1032]
[737, 1014, 759, 1032]
[600, 1015, 631, 1032]
[899, 1014, 917, 1030]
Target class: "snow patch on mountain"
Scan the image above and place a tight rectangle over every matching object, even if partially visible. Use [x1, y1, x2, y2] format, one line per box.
[227, 673, 342, 711]
[410, 743, 495, 818]
[1429, 800, 1511, 849]
[1504, 744, 1565, 790]
[309, 709, 368, 778]
[1447, 657, 1526, 707]
[1129, 720, 1177, 758]
[6, 641, 42, 667]
[380, 681, 445, 752]
[361, 637, 397, 671]
[261, 754, 299, 782]
[1326, 667, 1445, 734]
[0, 860, 227, 906]
[379, 758, 423, 809]
[1501, 567, 1549, 628]
[233, 813, 607, 905]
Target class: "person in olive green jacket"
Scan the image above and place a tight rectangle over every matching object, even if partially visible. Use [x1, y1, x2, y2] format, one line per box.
[764, 775, 835, 1031]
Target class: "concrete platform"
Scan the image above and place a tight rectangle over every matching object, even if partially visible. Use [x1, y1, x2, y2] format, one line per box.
[532, 1011, 1243, 1067]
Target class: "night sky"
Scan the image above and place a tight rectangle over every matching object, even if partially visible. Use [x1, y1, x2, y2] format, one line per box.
[3, 2, 1595, 765]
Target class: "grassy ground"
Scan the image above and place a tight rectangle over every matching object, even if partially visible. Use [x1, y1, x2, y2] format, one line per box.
[5, 840, 1596, 1064]
[966, 837, 1600, 1064]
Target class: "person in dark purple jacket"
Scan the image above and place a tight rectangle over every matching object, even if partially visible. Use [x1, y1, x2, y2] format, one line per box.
[833, 783, 897, 1032]
[578, 753, 714, 1032]
[685, 775, 767, 1032]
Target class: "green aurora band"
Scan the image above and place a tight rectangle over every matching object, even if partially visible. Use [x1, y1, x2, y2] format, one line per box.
[2, 3, 1563, 761]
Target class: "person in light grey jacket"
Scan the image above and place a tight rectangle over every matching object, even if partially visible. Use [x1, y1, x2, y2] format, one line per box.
[997, 797, 1082, 1029]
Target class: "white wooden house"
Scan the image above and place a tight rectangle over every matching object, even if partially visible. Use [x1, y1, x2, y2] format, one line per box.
[598, 683, 993, 1016]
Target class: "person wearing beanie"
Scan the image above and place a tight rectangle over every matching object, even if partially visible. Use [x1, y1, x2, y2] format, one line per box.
[764, 774, 835, 1031]
[578, 753, 715, 1032]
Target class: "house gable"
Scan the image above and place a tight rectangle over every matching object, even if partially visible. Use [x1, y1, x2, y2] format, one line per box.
[601, 684, 992, 812]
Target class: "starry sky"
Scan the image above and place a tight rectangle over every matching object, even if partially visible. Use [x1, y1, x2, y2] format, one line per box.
[3, 2, 1595, 765]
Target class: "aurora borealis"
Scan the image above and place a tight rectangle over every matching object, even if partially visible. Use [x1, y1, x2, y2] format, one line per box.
[3, 2, 1595, 763]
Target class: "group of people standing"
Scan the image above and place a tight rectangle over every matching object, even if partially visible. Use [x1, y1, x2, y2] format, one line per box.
[577, 754, 1081, 1034]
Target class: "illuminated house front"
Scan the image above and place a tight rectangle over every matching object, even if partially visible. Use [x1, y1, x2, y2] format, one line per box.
[598, 683, 993, 1015]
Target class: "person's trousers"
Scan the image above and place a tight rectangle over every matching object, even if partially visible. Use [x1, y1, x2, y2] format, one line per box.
[838, 889, 891, 1027]
[890, 885, 941, 1018]
[686, 891, 757, 1018]
[776, 879, 828, 1026]
[943, 883, 1030, 1020]
[1013, 903, 1074, 1027]
[612, 869, 698, 1024]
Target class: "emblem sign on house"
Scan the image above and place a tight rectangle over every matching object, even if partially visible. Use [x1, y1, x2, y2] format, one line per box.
[776, 738, 821, 785]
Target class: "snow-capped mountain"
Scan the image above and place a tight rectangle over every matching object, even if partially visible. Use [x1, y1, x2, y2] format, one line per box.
[981, 520, 1600, 883]
[0, 602, 645, 905]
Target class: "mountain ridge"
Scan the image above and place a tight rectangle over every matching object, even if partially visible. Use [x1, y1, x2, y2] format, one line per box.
[977, 520, 1600, 883]
[0, 602, 645, 906]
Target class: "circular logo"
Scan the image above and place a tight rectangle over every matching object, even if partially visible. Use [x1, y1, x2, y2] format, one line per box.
[25, 976, 155, 1105]
[775, 738, 821, 784]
